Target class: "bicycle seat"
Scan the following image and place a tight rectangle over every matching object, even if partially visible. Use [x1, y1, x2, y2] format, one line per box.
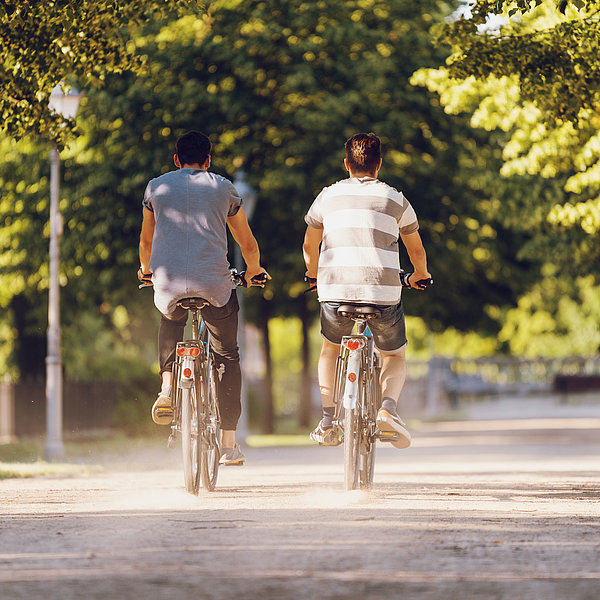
[337, 304, 382, 320]
[176, 297, 209, 311]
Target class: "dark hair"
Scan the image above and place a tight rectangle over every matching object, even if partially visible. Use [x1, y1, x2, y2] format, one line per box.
[345, 133, 381, 173]
[176, 130, 211, 166]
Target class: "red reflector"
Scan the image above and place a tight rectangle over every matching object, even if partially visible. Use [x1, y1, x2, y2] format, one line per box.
[347, 340, 360, 350]
[183, 368, 192, 378]
[348, 372, 357, 383]
[176, 347, 186, 357]
[189, 347, 200, 357]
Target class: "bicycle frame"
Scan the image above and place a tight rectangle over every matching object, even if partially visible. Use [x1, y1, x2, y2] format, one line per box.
[332, 317, 379, 491]
[169, 305, 220, 493]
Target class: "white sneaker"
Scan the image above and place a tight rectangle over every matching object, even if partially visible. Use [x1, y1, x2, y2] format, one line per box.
[376, 408, 411, 449]
[219, 443, 246, 466]
[152, 389, 173, 425]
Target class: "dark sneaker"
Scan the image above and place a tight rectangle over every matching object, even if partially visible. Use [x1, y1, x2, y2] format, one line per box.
[376, 408, 411, 449]
[152, 390, 173, 425]
[309, 420, 341, 446]
[219, 443, 246, 466]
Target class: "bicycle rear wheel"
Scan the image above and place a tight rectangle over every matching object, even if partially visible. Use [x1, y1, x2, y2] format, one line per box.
[180, 382, 200, 495]
[359, 360, 379, 490]
[199, 354, 220, 491]
[343, 404, 360, 491]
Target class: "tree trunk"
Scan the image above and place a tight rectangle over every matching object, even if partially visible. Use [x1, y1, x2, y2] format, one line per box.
[298, 294, 312, 428]
[259, 296, 274, 434]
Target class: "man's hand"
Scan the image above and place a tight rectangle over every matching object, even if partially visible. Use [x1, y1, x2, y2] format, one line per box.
[304, 273, 317, 293]
[409, 271, 432, 290]
[244, 267, 271, 287]
[137, 267, 153, 288]
[137, 267, 152, 281]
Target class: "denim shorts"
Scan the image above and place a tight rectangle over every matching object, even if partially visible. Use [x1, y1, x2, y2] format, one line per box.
[320, 301, 407, 353]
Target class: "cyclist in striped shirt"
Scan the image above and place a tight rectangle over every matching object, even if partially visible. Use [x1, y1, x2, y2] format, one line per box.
[303, 133, 431, 449]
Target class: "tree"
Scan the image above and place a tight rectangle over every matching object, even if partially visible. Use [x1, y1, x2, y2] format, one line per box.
[0, 0, 200, 146]
[1, 0, 548, 410]
[420, 0, 600, 241]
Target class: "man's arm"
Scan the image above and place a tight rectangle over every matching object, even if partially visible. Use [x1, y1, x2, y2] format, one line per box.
[227, 207, 269, 283]
[400, 230, 431, 288]
[302, 225, 323, 278]
[139, 207, 155, 274]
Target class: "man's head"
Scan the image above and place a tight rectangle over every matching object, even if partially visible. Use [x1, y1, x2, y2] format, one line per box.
[175, 130, 211, 168]
[344, 133, 382, 176]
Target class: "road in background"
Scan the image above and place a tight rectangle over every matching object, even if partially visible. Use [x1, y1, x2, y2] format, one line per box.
[1, 396, 599, 600]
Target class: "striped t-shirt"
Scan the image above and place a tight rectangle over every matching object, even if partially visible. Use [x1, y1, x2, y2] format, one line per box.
[305, 177, 419, 305]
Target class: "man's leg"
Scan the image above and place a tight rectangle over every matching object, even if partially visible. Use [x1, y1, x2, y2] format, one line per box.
[376, 347, 411, 448]
[310, 302, 355, 445]
[370, 302, 412, 449]
[201, 291, 245, 465]
[380, 347, 407, 403]
[309, 338, 341, 444]
[153, 307, 187, 425]
[317, 338, 340, 418]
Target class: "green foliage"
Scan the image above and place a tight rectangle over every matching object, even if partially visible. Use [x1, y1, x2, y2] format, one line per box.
[0, 0, 202, 146]
[416, 1, 600, 257]
[499, 273, 600, 356]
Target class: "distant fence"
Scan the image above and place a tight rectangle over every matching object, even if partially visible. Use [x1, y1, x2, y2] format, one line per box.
[0, 380, 118, 440]
[402, 355, 600, 416]
[2, 355, 600, 441]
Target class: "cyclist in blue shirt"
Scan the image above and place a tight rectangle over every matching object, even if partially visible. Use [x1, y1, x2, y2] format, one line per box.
[139, 131, 269, 465]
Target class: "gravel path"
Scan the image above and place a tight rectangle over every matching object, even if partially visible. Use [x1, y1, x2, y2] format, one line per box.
[1, 411, 599, 600]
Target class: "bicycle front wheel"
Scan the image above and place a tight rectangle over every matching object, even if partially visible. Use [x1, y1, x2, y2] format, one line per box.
[343, 405, 360, 491]
[199, 355, 220, 491]
[181, 383, 201, 495]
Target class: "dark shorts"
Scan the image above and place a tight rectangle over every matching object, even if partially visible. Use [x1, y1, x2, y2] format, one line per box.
[320, 301, 407, 353]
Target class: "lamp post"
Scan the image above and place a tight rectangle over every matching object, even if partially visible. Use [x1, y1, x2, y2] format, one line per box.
[232, 170, 257, 442]
[44, 85, 82, 461]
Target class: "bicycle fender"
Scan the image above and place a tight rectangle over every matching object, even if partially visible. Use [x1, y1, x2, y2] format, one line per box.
[343, 350, 361, 410]
[180, 357, 194, 389]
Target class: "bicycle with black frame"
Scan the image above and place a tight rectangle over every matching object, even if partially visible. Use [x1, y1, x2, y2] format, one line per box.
[139, 269, 267, 494]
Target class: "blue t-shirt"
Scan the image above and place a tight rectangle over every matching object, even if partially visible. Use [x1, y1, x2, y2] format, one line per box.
[143, 168, 242, 313]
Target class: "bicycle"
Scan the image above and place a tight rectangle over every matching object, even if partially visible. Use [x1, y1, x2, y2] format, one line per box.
[307, 270, 432, 491]
[139, 269, 266, 494]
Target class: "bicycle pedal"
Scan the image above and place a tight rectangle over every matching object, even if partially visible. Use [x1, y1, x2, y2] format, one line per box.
[154, 407, 174, 419]
[376, 429, 399, 441]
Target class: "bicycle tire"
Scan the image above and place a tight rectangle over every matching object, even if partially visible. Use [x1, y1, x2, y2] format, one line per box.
[359, 358, 378, 490]
[181, 381, 201, 495]
[343, 404, 360, 491]
[199, 353, 220, 491]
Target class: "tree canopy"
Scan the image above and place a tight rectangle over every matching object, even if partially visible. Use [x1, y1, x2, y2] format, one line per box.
[0, 0, 200, 146]
[414, 0, 600, 248]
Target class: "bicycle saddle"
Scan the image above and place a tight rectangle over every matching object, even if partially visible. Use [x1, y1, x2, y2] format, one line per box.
[176, 297, 209, 310]
[337, 304, 382, 319]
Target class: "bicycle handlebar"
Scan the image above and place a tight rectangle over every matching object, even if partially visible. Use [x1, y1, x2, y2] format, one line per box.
[230, 269, 268, 288]
[304, 271, 433, 293]
[138, 269, 269, 290]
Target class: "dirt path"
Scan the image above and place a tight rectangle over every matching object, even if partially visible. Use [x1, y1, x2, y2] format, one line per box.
[1, 416, 599, 600]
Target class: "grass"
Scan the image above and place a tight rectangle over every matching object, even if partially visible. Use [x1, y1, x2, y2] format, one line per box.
[0, 428, 315, 479]
[0, 461, 98, 479]
[246, 434, 314, 447]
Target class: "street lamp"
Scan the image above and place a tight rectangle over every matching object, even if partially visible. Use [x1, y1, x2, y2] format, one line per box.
[44, 85, 83, 461]
[232, 170, 257, 442]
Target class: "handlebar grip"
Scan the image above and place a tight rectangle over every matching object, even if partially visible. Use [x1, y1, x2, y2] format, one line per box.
[415, 278, 433, 288]
[251, 273, 268, 287]
[400, 271, 433, 289]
